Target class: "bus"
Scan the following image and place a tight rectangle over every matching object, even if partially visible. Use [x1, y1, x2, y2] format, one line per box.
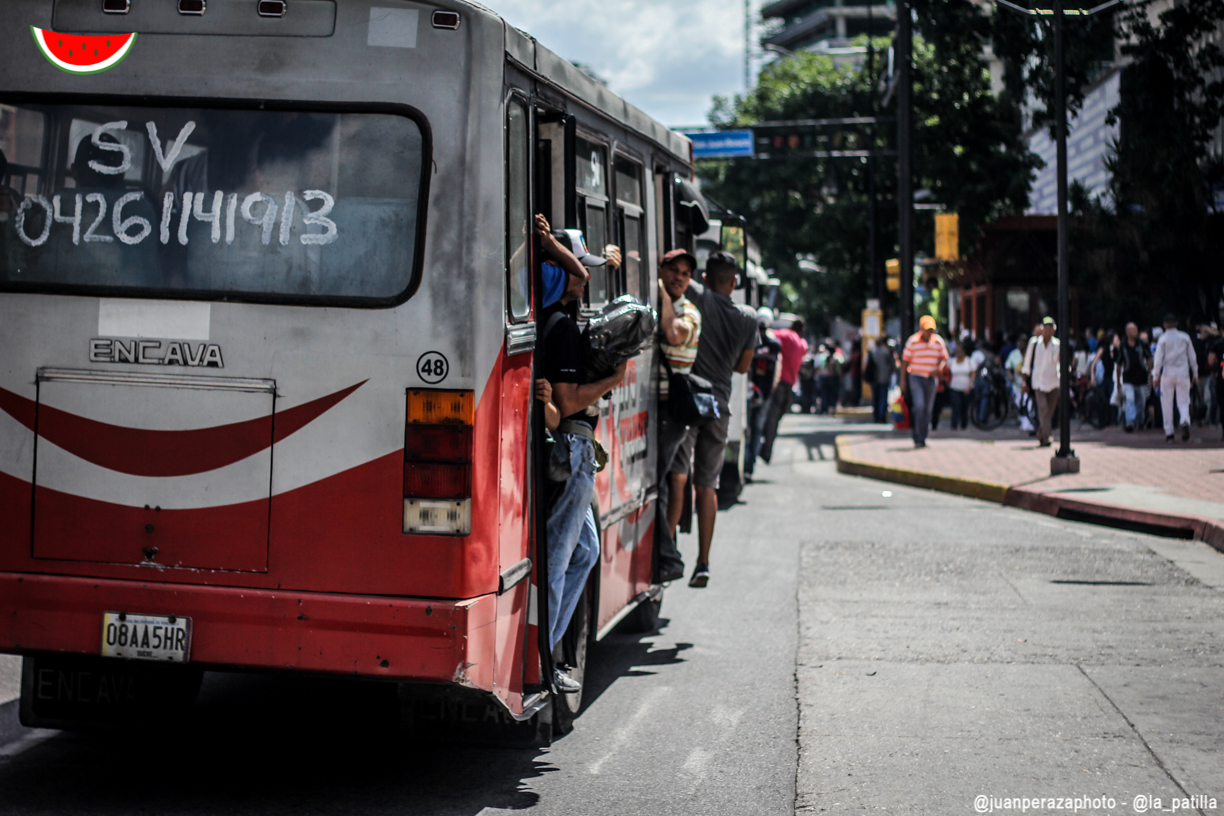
[0, 0, 709, 740]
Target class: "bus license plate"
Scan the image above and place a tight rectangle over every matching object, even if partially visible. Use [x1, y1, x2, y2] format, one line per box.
[101, 612, 191, 663]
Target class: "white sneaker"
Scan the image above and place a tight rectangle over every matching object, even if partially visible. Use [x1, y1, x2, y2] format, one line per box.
[553, 667, 581, 693]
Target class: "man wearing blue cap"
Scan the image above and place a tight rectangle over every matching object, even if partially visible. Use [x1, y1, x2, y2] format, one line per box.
[534, 214, 627, 694]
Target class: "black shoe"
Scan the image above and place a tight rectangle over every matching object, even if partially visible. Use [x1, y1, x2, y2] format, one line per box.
[1124, 425, 1134, 433]
[659, 561, 685, 583]
[689, 563, 710, 588]
[553, 667, 581, 694]
[1182, 424, 1190, 441]
[1166, 434, 1175, 444]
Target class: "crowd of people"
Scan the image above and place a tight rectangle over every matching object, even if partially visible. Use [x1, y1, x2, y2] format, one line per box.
[861, 315, 1224, 447]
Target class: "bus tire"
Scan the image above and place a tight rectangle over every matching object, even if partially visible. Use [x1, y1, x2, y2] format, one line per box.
[551, 577, 593, 735]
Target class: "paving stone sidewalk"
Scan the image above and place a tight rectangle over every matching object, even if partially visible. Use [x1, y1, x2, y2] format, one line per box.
[835, 423, 1224, 549]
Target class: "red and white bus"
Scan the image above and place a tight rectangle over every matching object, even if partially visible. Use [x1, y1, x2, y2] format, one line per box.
[0, 0, 710, 739]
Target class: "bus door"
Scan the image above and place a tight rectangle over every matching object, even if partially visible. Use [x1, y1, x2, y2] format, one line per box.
[492, 93, 536, 714]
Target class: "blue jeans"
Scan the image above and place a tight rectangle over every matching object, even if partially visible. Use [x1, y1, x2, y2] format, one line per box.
[546, 434, 600, 650]
[1122, 383, 1150, 428]
[908, 374, 938, 444]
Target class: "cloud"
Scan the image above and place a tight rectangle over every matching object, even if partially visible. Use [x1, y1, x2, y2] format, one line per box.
[490, 0, 755, 127]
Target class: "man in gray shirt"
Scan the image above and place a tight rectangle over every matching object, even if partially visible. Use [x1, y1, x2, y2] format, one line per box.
[679, 250, 758, 588]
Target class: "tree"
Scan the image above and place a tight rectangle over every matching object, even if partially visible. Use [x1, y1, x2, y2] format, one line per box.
[699, 0, 1038, 331]
[1070, 0, 1224, 327]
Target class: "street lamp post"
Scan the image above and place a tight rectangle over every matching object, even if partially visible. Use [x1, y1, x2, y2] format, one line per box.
[993, 0, 1120, 473]
[1050, 0, 1079, 474]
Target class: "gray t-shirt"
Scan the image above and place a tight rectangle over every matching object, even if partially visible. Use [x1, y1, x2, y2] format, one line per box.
[685, 281, 758, 406]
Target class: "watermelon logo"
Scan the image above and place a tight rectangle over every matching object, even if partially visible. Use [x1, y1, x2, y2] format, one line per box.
[31, 26, 136, 75]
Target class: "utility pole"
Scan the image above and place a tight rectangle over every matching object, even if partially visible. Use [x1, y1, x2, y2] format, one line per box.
[897, 0, 914, 342]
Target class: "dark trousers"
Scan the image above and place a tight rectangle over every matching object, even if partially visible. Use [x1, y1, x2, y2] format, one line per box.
[871, 383, 890, 423]
[798, 379, 818, 413]
[819, 375, 840, 414]
[760, 384, 794, 463]
[949, 389, 969, 429]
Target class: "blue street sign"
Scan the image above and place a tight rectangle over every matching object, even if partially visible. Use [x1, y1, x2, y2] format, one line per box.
[682, 130, 755, 159]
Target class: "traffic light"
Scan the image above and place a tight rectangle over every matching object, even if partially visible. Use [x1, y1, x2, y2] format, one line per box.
[935, 213, 959, 261]
[886, 258, 900, 292]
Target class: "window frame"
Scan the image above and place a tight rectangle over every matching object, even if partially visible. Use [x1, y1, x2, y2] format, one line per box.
[504, 91, 533, 324]
[0, 92, 433, 310]
[612, 151, 646, 303]
[573, 128, 611, 309]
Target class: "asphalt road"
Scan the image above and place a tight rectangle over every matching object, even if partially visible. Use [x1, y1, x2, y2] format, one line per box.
[1, 414, 1221, 815]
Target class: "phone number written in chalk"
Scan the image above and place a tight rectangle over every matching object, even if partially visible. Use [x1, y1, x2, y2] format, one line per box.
[14, 189, 339, 249]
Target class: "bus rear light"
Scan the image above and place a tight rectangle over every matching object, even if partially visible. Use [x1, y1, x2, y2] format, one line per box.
[403, 462, 471, 500]
[405, 425, 472, 463]
[178, 0, 205, 14]
[258, 0, 287, 16]
[407, 390, 474, 426]
[404, 499, 471, 536]
[431, 11, 461, 29]
[102, 0, 130, 13]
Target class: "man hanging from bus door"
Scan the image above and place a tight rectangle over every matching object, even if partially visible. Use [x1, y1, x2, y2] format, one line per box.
[653, 247, 702, 584]
[534, 214, 628, 693]
[680, 251, 758, 588]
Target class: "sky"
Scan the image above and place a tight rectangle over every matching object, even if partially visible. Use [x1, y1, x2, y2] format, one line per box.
[491, 0, 760, 129]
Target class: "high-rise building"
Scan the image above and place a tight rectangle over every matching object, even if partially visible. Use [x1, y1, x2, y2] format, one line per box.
[760, 0, 895, 59]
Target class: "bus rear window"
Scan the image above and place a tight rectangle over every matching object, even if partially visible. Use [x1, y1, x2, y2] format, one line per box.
[0, 102, 426, 304]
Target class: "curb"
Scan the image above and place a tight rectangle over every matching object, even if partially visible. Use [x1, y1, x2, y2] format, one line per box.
[833, 435, 1011, 504]
[834, 435, 1224, 553]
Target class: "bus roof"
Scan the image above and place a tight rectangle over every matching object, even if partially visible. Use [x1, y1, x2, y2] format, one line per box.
[498, 12, 693, 164]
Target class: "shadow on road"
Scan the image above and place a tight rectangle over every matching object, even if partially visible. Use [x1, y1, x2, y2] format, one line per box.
[0, 671, 548, 815]
[0, 617, 695, 815]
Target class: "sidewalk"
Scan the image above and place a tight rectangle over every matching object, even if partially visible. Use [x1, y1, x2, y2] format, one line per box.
[836, 423, 1224, 551]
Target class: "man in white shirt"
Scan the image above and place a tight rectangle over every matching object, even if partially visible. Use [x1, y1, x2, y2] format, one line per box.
[1022, 317, 1062, 447]
[1153, 313, 1198, 442]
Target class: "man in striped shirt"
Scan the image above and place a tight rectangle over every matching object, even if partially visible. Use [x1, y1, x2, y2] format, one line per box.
[901, 315, 949, 448]
[654, 248, 701, 583]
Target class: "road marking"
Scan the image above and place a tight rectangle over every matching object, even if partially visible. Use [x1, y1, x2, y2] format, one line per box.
[587, 685, 668, 775]
[0, 729, 57, 761]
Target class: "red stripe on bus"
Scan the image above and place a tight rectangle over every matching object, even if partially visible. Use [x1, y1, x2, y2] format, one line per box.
[0, 380, 365, 477]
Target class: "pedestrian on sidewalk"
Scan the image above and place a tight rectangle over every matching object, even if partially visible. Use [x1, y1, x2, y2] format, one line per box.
[745, 308, 781, 481]
[679, 251, 757, 588]
[1022, 316, 1062, 447]
[1202, 325, 1224, 440]
[1153, 313, 1198, 443]
[1089, 329, 1118, 428]
[866, 335, 897, 423]
[947, 343, 976, 430]
[900, 315, 949, 448]
[818, 340, 845, 416]
[1118, 322, 1153, 432]
[760, 317, 807, 462]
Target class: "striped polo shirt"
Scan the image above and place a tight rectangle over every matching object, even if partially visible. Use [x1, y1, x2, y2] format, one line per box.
[902, 331, 949, 378]
[660, 296, 701, 400]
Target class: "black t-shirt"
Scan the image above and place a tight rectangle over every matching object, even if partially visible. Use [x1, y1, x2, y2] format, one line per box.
[541, 302, 596, 429]
[751, 335, 782, 399]
[1118, 341, 1151, 386]
[1209, 337, 1224, 374]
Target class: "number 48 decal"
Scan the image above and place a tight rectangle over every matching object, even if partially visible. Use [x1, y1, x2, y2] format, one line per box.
[416, 351, 449, 384]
